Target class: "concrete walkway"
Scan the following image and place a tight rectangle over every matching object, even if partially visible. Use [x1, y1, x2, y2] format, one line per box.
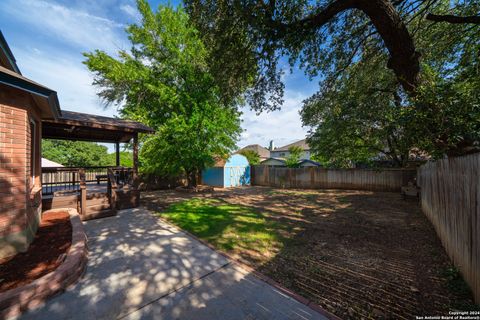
[19, 208, 328, 320]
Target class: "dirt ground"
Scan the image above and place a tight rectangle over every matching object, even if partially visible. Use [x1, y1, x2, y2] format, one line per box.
[142, 186, 476, 319]
[0, 211, 71, 292]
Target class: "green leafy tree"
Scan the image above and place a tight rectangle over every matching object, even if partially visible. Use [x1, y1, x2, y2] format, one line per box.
[42, 140, 110, 167]
[185, 0, 426, 112]
[105, 152, 134, 167]
[301, 54, 417, 168]
[301, 1, 480, 165]
[285, 146, 303, 168]
[186, 0, 479, 156]
[83, 1, 241, 187]
[412, 68, 480, 158]
[238, 149, 261, 165]
[141, 105, 240, 186]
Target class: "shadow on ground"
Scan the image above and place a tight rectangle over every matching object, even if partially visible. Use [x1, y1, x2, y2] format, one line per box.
[18, 207, 326, 320]
[142, 186, 477, 319]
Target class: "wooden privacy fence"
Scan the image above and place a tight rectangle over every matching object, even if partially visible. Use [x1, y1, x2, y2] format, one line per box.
[417, 153, 480, 303]
[251, 166, 416, 192]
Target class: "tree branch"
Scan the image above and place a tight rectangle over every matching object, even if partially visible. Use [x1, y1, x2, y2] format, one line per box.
[265, 0, 355, 38]
[426, 13, 480, 24]
[273, 0, 420, 93]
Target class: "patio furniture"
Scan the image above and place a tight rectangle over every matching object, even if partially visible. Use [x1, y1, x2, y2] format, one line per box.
[96, 174, 108, 184]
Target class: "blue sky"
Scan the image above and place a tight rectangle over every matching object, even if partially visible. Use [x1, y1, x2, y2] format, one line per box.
[0, 0, 319, 151]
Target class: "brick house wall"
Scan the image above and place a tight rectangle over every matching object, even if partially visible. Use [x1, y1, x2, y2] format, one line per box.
[0, 85, 43, 258]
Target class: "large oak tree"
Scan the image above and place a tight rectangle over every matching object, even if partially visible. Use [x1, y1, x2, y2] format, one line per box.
[185, 0, 479, 158]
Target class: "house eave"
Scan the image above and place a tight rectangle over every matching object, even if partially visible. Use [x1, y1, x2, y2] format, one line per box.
[0, 69, 60, 120]
[0, 31, 21, 74]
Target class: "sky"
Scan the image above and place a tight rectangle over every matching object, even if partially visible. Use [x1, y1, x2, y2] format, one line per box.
[0, 0, 320, 151]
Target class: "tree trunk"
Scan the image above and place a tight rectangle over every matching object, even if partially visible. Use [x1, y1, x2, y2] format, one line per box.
[186, 169, 198, 188]
[355, 0, 420, 93]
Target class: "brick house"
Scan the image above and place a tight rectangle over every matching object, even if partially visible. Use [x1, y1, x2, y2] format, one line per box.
[0, 31, 61, 258]
[0, 32, 153, 258]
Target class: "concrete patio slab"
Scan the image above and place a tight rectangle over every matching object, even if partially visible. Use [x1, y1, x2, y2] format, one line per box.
[17, 208, 328, 320]
[125, 263, 326, 320]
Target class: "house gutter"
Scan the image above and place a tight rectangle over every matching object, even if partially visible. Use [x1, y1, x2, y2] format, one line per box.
[0, 70, 61, 119]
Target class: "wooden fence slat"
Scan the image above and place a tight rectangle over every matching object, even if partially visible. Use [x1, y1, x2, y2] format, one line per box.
[418, 153, 479, 303]
[251, 166, 416, 192]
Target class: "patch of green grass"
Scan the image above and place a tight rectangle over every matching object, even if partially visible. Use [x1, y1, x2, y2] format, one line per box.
[159, 198, 286, 255]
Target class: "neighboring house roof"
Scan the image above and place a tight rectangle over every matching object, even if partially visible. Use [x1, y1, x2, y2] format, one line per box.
[299, 159, 321, 167]
[260, 157, 286, 166]
[236, 144, 270, 158]
[41, 158, 64, 167]
[212, 157, 227, 167]
[274, 139, 310, 152]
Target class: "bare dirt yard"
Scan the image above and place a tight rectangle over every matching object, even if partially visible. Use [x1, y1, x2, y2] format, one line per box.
[141, 186, 476, 319]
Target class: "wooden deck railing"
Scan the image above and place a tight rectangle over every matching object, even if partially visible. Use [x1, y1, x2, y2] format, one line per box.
[41, 166, 134, 195]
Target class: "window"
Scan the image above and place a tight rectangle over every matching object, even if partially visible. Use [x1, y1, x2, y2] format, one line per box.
[30, 119, 36, 187]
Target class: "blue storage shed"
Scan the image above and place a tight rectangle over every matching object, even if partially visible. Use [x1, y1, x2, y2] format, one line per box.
[202, 154, 251, 187]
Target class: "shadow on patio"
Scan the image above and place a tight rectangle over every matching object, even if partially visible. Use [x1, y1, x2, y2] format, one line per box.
[19, 207, 326, 320]
[141, 187, 477, 319]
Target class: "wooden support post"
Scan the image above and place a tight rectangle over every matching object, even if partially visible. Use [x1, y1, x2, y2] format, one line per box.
[115, 141, 120, 167]
[107, 168, 117, 214]
[133, 133, 139, 184]
[132, 134, 139, 207]
[79, 168, 87, 217]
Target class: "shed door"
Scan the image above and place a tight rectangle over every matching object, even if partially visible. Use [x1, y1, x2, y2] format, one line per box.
[229, 166, 243, 187]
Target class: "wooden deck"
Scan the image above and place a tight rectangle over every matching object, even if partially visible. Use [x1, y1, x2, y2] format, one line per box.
[41, 167, 140, 220]
[42, 183, 108, 197]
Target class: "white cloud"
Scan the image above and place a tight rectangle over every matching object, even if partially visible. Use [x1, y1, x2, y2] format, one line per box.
[0, 0, 127, 53]
[13, 46, 120, 152]
[120, 4, 141, 21]
[239, 90, 311, 149]
[13, 46, 117, 118]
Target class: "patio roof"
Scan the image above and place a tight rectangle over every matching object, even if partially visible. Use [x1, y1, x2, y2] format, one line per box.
[42, 110, 154, 143]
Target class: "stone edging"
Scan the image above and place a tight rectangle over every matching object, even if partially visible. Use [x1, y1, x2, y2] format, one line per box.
[0, 208, 88, 319]
[156, 216, 341, 320]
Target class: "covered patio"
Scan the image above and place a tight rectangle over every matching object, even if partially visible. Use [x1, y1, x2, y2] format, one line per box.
[41, 110, 154, 220]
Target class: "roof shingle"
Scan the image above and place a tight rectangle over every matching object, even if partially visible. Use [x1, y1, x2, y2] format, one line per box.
[274, 139, 309, 152]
